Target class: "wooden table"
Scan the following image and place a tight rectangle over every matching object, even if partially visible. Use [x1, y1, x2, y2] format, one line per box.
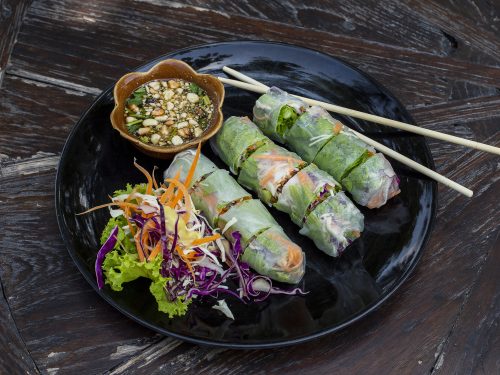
[1, 1, 499, 374]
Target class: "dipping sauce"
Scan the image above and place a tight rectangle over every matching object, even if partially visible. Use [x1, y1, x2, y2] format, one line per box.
[124, 79, 214, 146]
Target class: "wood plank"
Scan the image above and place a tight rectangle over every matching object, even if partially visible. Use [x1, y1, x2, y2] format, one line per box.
[0, 0, 32, 85]
[432, 231, 500, 374]
[0, 75, 94, 159]
[0, 278, 40, 374]
[138, 0, 453, 56]
[7, 0, 500, 106]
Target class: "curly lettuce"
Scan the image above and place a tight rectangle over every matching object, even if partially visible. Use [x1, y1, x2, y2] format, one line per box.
[100, 214, 190, 318]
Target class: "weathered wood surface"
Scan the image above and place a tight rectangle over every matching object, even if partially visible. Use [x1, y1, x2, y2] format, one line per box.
[0, 0, 498, 374]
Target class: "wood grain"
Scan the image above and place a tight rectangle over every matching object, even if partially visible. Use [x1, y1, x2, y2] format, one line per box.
[0, 278, 39, 374]
[0, 0, 499, 373]
[7, 0, 500, 106]
[0, 0, 32, 85]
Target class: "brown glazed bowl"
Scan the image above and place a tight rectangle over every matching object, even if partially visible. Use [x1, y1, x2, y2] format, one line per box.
[110, 59, 225, 159]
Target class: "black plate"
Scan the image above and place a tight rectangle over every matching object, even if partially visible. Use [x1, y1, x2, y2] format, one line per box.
[55, 41, 436, 348]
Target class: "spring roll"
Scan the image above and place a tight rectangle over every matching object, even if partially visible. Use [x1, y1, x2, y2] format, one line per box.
[163, 148, 217, 188]
[244, 228, 305, 284]
[190, 169, 252, 227]
[341, 153, 401, 209]
[165, 151, 306, 283]
[300, 192, 364, 257]
[238, 142, 307, 205]
[284, 106, 343, 163]
[217, 199, 282, 249]
[253, 87, 307, 143]
[313, 128, 375, 182]
[210, 116, 270, 174]
[275, 164, 341, 226]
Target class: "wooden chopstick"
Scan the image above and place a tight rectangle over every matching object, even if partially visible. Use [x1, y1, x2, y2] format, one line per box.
[218, 73, 473, 197]
[222, 67, 500, 156]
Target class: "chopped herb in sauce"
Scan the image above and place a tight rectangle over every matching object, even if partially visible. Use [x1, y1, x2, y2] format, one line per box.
[124, 79, 214, 146]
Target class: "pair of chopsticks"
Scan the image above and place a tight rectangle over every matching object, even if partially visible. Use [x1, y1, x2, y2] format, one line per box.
[218, 67, 500, 197]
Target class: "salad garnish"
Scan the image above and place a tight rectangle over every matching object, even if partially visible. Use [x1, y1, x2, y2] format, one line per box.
[80, 144, 306, 319]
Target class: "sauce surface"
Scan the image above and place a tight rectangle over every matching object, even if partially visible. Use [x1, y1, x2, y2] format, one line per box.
[124, 79, 213, 146]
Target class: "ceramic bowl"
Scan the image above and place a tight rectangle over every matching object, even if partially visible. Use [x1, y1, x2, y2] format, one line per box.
[110, 59, 225, 159]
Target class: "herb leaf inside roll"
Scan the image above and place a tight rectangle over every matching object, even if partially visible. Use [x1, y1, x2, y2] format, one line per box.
[253, 87, 307, 143]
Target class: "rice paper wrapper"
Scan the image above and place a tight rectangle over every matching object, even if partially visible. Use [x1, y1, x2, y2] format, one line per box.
[313, 128, 375, 181]
[300, 192, 364, 257]
[191, 169, 252, 227]
[275, 164, 340, 225]
[342, 153, 400, 208]
[164, 149, 217, 188]
[217, 199, 281, 249]
[253, 87, 307, 143]
[210, 116, 269, 174]
[238, 142, 307, 205]
[243, 227, 305, 284]
[285, 106, 342, 163]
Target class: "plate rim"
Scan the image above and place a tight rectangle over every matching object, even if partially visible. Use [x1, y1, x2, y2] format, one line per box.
[55, 40, 437, 349]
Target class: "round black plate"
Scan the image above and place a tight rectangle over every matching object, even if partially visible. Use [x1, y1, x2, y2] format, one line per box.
[55, 41, 436, 348]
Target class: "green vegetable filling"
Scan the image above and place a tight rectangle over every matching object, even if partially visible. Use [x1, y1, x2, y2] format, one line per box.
[340, 151, 373, 180]
[276, 105, 299, 136]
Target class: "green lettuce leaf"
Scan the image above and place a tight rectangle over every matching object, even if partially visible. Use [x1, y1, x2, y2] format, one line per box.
[113, 183, 147, 197]
[100, 216, 134, 253]
[102, 250, 190, 318]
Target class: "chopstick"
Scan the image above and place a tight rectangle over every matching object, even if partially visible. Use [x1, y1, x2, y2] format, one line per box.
[218, 72, 474, 197]
[222, 67, 500, 156]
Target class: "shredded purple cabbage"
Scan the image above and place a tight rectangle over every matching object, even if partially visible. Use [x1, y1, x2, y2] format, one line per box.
[95, 225, 119, 289]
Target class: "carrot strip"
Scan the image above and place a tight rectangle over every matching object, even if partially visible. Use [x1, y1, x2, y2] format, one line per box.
[253, 154, 302, 163]
[183, 143, 201, 188]
[152, 166, 159, 190]
[148, 242, 162, 261]
[176, 245, 195, 278]
[190, 233, 221, 246]
[165, 179, 193, 221]
[77, 202, 139, 215]
[134, 159, 153, 194]
[160, 169, 181, 204]
[134, 234, 146, 262]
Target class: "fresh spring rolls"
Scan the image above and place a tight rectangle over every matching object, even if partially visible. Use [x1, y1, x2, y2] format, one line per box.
[244, 228, 305, 284]
[238, 142, 307, 206]
[164, 150, 305, 284]
[284, 106, 343, 163]
[274, 164, 341, 226]
[190, 169, 251, 227]
[164, 148, 217, 188]
[313, 127, 375, 182]
[253, 87, 307, 143]
[341, 153, 400, 208]
[214, 117, 364, 257]
[217, 199, 279, 249]
[211, 116, 269, 174]
[300, 192, 364, 257]
[252, 89, 401, 209]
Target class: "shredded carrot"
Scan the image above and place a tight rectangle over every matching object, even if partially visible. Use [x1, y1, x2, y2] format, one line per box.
[333, 122, 343, 134]
[297, 170, 312, 187]
[253, 154, 302, 163]
[260, 167, 279, 186]
[77, 201, 139, 215]
[183, 143, 201, 188]
[148, 242, 162, 261]
[190, 233, 221, 246]
[134, 159, 153, 194]
[160, 169, 181, 204]
[165, 178, 192, 221]
[175, 245, 195, 278]
[151, 166, 159, 190]
[134, 234, 146, 262]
